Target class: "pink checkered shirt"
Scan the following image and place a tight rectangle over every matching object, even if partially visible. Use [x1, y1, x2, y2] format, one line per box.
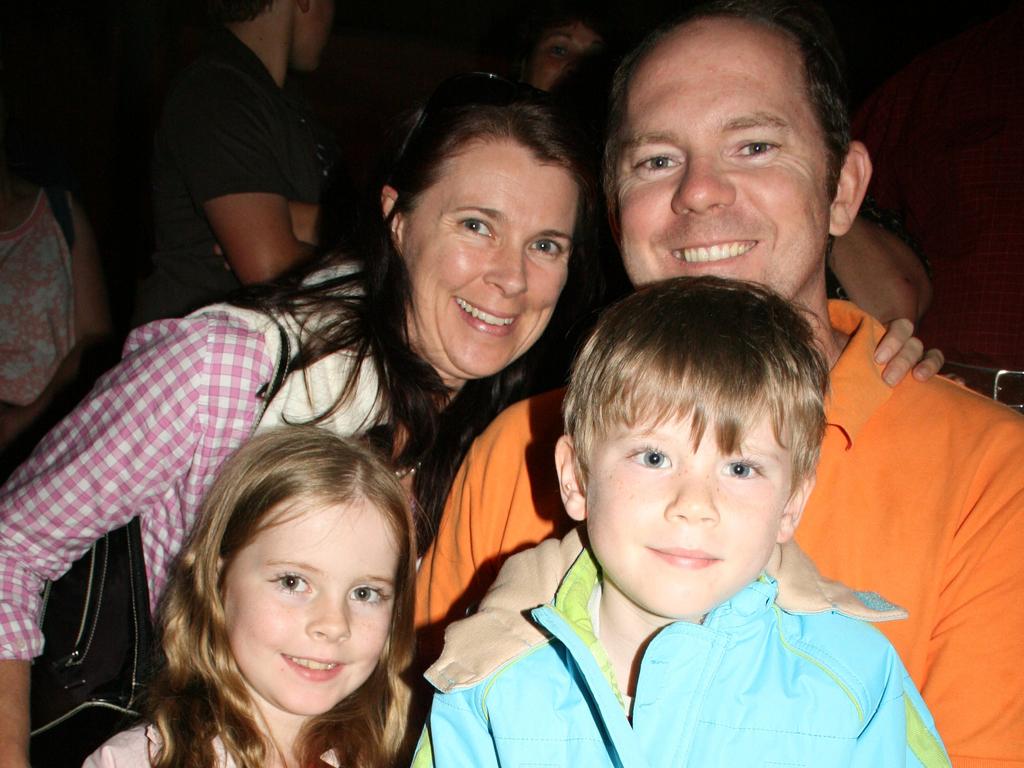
[0, 311, 273, 658]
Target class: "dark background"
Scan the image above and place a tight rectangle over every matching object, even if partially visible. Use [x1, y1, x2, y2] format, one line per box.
[0, 0, 1013, 330]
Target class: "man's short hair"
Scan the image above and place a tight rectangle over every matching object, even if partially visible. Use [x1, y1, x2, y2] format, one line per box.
[563, 276, 829, 490]
[208, 0, 276, 23]
[603, 0, 850, 208]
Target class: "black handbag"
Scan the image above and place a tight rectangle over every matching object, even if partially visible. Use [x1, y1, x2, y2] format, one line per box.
[27, 319, 291, 767]
[29, 518, 152, 767]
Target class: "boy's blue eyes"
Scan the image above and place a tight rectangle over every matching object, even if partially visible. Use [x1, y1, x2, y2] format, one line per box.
[632, 451, 759, 478]
[637, 450, 668, 468]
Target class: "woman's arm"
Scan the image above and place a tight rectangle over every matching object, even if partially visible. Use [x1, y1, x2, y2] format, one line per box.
[0, 661, 29, 768]
[0, 313, 269, 663]
[68, 195, 113, 352]
[0, 314, 271, 760]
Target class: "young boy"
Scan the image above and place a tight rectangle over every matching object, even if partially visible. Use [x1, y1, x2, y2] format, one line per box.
[413, 277, 949, 767]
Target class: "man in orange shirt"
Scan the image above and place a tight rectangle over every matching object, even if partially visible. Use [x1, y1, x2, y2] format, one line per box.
[417, 2, 1024, 765]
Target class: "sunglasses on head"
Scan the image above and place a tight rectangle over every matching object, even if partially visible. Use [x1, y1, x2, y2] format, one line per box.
[389, 72, 548, 183]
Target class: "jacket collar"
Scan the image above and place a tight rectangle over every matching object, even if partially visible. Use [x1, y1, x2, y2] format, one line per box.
[425, 527, 907, 693]
[425, 530, 584, 692]
[547, 546, 626, 706]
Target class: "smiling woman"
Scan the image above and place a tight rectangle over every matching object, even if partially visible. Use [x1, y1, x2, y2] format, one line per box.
[355, 73, 599, 534]
[384, 140, 578, 390]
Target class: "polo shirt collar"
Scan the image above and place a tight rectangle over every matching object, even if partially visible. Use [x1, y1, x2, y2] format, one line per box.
[825, 300, 893, 447]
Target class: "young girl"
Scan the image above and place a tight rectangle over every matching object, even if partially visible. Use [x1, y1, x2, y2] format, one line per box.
[84, 427, 416, 768]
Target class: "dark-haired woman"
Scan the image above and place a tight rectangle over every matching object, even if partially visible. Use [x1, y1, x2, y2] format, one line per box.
[0, 74, 598, 766]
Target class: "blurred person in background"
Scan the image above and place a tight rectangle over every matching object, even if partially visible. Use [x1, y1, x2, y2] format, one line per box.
[0, 89, 112, 470]
[133, 0, 340, 325]
[515, 3, 610, 92]
[852, 3, 1024, 369]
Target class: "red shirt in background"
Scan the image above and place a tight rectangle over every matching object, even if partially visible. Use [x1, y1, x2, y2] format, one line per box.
[853, 4, 1024, 369]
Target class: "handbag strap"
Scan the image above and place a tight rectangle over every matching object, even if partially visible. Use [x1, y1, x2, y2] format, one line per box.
[125, 516, 152, 696]
[253, 320, 292, 428]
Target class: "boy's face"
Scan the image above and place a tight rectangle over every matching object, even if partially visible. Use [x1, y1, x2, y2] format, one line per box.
[556, 414, 812, 633]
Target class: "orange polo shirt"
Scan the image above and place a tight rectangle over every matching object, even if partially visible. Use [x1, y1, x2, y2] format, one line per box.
[417, 301, 1024, 767]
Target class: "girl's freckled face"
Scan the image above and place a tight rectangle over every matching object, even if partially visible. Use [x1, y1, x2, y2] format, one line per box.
[221, 497, 399, 745]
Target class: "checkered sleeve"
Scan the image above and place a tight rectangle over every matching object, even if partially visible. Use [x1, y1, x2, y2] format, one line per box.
[0, 312, 271, 658]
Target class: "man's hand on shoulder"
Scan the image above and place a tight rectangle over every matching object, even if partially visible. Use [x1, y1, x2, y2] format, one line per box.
[872, 317, 944, 386]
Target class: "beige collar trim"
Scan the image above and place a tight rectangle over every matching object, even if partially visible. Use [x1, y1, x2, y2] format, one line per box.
[426, 530, 906, 693]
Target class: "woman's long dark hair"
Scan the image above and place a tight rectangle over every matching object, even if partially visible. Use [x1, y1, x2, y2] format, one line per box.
[237, 90, 599, 550]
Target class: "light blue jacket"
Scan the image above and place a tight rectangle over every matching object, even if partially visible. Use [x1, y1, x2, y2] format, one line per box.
[414, 529, 949, 768]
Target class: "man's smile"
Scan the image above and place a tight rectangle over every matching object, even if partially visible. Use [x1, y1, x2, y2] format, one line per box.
[672, 241, 757, 263]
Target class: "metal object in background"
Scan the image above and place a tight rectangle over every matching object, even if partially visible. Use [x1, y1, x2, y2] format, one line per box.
[942, 362, 1024, 412]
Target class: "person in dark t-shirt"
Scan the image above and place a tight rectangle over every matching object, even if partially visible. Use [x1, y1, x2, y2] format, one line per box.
[135, 0, 339, 325]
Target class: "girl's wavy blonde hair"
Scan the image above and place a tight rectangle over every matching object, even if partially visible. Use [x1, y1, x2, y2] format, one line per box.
[146, 426, 415, 768]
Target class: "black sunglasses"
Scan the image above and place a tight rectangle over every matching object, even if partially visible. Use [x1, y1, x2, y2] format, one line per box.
[389, 72, 548, 183]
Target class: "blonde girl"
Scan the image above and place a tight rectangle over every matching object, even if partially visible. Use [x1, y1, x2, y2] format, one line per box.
[84, 427, 415, 768]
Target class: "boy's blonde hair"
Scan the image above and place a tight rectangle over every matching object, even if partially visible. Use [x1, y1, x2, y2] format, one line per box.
[147, 427, 416, 768]
[563, 276, 829, 490]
